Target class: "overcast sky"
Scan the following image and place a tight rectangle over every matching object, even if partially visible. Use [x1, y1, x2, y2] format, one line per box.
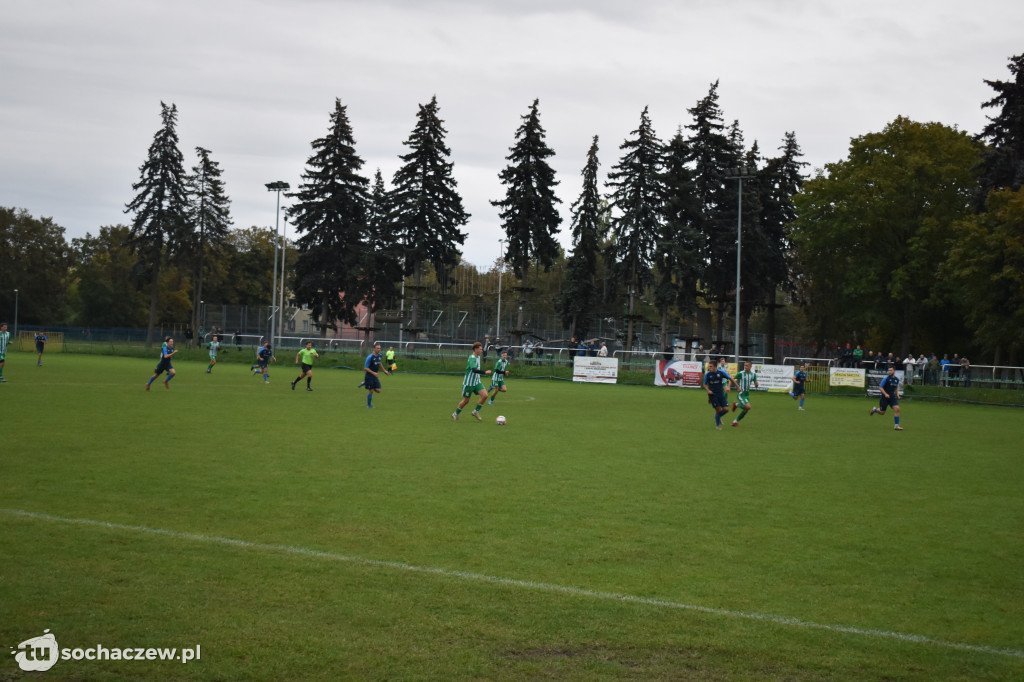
[2, 0, 1021, 268]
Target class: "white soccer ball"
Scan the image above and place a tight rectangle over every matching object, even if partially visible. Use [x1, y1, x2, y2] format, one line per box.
[496, 415, 507, 425]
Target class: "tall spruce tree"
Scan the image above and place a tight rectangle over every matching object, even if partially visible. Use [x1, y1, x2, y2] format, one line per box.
[606, 106, 666, 354]
[124, 101, 189, 347]
[289, 98, 371, 336]
[361, 169, 404, 322]
[657, 131, 703, 348]
[558, 135, 603, 339]
[976, 53, 1024, 205]
[390, 96, 469, 335]
[757, 132, 806, 360]
[683, 82, 738, 342]
[492, 99, 563, 344]
[184, 146, 233, 337]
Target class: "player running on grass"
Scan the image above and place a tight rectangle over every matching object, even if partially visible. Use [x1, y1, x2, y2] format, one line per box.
[869, 364, 904, 430]
[0, 322, 9, 383]
[146, 337, 178, 390]
[731, 360, 759, 427]
[291, 341, 320, 391]
[206, 335, 220, 373]
[362, 342, 390, 408]
[788, 364, 808, 410]
[452, 341, 491, 422]
[487, 349, 510, 405]
[702, 356, 739, 430]
[255, 342, 276, 384]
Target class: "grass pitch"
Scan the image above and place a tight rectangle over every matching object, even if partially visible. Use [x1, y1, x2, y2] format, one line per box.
[1, 351, 1022, 680]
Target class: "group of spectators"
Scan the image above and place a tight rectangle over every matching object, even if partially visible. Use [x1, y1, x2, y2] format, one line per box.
[482, 336, 609, 363]
[835, 344, 972, 386]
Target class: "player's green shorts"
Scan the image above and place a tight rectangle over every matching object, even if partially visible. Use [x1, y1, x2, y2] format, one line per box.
[462, 383, 485, 398]
[489, 379, 505, 391]
[737, 392, 752, 409]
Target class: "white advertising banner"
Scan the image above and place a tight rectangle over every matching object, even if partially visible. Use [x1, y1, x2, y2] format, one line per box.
[572, 356, 619, 384]
[830, 367, 866, 388]
[751, 363, 793, 392]
[655, 359, 705, 387]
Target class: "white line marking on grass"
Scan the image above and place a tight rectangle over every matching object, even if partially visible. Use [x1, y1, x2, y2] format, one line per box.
[3, 508, 1021, 660]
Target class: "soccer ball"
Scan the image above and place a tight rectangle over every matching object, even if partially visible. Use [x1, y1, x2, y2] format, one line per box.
[496, 415, 507, 426]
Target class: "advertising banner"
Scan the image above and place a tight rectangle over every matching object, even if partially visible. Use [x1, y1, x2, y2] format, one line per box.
[572, 356, 619, 384]
[830, 367, 866, 388]
[751, 364, 794, 392]
[655, 359, 705, 387]
[866, 369, 905, 397]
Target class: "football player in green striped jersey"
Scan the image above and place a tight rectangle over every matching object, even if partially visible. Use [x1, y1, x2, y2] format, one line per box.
[0, 322, 9, 382]
[487, 350, 510, 405]
[731, 361, 759, 426]
[452, 342, 491, 422]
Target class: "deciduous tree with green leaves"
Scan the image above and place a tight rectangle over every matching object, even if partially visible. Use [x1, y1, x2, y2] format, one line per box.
[790, 117, 982, 355]
[0, 207, 70, 325]
[944, 187, 1024, 363]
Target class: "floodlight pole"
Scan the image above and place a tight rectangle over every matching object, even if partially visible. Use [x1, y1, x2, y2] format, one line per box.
[279, 209, 288, 347]
[496, 238, 506, 341]
[722, 167, 756, 366]
[265, 181, 290, 347]
[13, 288, 18, 339]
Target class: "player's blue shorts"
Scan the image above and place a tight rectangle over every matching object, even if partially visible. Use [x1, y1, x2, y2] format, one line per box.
[364, 375, 381, 390]
[154, 359, 173, 375]
[878, 395, 899, 410]
[708, 391, 728, 409]
[792, 384, 805, 396]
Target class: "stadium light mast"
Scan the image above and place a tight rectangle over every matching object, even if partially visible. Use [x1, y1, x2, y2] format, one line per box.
[265, 181, 290, 346]
[278, 208, 289, 347]
[722, 166, 756, 366]
[496, 238, 506, 341]
[13, 288, 18, 339]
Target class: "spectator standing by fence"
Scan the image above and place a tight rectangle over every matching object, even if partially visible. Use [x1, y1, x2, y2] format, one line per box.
[960, 356, 971, 387]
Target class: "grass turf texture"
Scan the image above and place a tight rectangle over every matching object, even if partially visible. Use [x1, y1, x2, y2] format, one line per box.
[1, 351, 1022, 680]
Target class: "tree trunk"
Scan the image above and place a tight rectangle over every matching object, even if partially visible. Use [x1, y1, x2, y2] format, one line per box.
[765, 288, 778, 363]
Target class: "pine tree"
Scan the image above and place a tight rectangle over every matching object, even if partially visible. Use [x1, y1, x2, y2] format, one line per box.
[759, 132, 807, 360]
[492, 99, 563, 343]
[606, 106, 665, 354]
[390, 96, 469, 335]
[290, 98, 371, 335]
[683, 83, 742, 343]
[184, 146, 233, 337]
[124, 101, 189, 347]
[657, 131, 703, 348]
[558, 136, 603, 338]
[361, 169, 404, 319]
[976, 53, 1024, 205]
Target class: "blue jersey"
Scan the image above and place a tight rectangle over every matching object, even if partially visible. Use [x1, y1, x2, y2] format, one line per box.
[257, 346, 274, 363]
[703, 368, 731, 395]
[364, 351, 383, 377]
[160, 343, 173, 359]
[879, 373, 900, 395]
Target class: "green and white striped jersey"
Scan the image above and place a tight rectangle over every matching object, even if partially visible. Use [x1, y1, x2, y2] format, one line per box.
[735, 370, 758, 394]
[462, 354, 482, 390]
